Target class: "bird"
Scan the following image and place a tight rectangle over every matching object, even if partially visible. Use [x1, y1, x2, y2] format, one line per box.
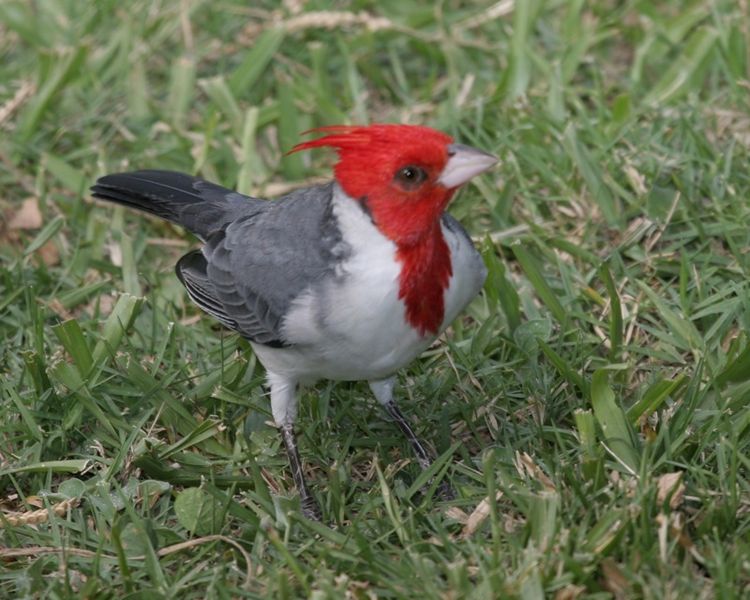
[91, 124, 498, 520]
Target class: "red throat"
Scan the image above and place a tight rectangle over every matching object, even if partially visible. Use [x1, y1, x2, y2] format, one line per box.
[397, 223, 453, 336]
[364, 185, 455, 336]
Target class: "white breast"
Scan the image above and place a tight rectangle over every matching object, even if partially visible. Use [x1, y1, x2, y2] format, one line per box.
[256, 185, 485, 384]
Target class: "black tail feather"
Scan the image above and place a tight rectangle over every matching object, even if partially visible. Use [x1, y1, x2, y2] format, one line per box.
[91, 170, 257, 239]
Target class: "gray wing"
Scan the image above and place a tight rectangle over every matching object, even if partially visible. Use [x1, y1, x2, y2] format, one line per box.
[176, 182, 349, 347]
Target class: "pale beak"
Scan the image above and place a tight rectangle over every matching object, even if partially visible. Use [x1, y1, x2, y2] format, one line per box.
[438, 143, 498, 189]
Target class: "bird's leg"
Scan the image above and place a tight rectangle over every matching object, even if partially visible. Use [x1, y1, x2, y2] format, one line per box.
[269, 372, 322, 521]
[369, 378, 455, 500]
[382, 399, 432, 470]
[279, 423, 321, 521]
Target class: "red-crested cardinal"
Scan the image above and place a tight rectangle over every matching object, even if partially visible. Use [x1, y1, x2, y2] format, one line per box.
[92, 124, 497, 520]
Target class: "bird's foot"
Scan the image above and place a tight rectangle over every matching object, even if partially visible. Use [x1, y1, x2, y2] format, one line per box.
[435, 479, 456, 502]
[300, 495, 322, 521]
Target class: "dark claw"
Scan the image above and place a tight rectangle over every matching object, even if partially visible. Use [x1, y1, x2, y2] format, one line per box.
[436, 480, 456, 501]
[300, 495, 322, 521]
[383, 400, 455, 502]
[280, 423, 323, 521]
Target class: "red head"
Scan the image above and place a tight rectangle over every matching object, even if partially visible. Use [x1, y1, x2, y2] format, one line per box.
[291, 124, 496, 246]
[290, 124, 497, 336]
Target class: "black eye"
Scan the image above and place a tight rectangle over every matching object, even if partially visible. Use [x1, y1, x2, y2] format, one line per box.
[394, 165, 428, 190]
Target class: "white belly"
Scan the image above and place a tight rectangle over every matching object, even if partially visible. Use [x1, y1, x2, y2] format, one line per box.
[255, 187, 486, 384]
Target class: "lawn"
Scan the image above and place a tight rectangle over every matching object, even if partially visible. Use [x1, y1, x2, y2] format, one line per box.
[1, 1, 749, 598]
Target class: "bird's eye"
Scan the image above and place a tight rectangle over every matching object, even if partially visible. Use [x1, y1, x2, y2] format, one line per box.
[394, 165, 428, 190]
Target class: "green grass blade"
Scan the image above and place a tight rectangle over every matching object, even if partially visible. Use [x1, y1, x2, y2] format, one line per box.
[590, 369, 638, 473]
[645, 27, 719, 105]
[561, 123, 619, 225]
[635, 280, 703, 352]
[482, 238, 521, 332]
[0, 459, 91, 476]
[91, 293, 144, 367]
[599, 263, 623, 361]
[511, 242, 567, 326]
[166, 55, 196, 129]
[200, 76, 243, 134]
[228, 28, 284, 95]
[52, 319, 93, 376]
[24, 215, 63, 256]
[277, 75, 304, 179]
[538, 339, 586, 395]
[716, 343, 750, 386]
[43, 152, 87, 193]
[18, 44, 88, 142]
[4, 383, 42, 442]
[627, 375, 687, 423]
[236, 106, 264, 194]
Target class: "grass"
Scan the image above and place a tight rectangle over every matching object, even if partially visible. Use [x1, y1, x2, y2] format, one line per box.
[1, 0, 750, 597]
